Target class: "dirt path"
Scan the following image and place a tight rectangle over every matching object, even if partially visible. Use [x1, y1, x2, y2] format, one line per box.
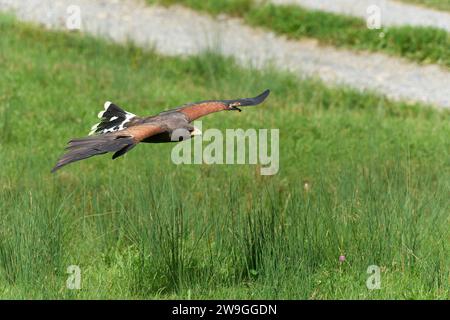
[1, 0, 449, 108]
[272, 0, 450, 32]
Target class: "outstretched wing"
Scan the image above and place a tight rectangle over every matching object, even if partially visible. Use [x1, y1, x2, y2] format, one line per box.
[160, 89, 270, 122]
[52, 124, 164, 173]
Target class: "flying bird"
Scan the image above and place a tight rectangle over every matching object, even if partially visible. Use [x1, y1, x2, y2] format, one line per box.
[51, 89, 270, 172]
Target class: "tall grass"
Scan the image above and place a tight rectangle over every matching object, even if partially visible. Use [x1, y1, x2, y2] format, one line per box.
[0, 15, 448, 299]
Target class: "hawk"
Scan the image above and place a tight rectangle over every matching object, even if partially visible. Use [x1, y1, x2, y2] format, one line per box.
[52, 89, 270, 172]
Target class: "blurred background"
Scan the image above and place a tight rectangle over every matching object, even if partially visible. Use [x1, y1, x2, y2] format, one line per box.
[0, 0, 448, 299]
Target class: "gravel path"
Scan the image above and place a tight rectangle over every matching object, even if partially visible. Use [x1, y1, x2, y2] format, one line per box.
[1, 0, 449, 108]
[271, 0, 450, 32]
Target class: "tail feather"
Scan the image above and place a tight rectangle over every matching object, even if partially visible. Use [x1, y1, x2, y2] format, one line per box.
[52, 134, 135, 173]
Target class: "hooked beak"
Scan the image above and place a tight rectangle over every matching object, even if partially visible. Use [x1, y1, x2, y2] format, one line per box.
[191, 126, 202, 137]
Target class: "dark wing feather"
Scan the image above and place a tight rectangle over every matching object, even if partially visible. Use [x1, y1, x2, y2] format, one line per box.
[52, 134, 135, 172]
[112, 143, 137, 160]
[52, 125, 164, 172]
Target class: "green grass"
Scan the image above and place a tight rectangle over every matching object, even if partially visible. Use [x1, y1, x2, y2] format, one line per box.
[149, 0, 450, 68]
[400, 0, 450, 12]
[153, 0, 254, 16]
[0, 15, 449, 299]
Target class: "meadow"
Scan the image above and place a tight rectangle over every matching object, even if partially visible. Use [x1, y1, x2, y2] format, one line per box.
[0, 15, 449, 299]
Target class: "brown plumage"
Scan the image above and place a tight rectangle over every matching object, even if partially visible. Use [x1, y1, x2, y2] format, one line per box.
[51, 89, 270, 172]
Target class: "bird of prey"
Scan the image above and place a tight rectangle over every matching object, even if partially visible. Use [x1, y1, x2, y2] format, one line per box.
[51, 89, 270, 172]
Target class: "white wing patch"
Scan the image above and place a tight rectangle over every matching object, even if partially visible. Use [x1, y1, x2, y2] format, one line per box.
[89, 123, 100, 136]
[97, 101, 112, 119]
[88, 101, 137, 136]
